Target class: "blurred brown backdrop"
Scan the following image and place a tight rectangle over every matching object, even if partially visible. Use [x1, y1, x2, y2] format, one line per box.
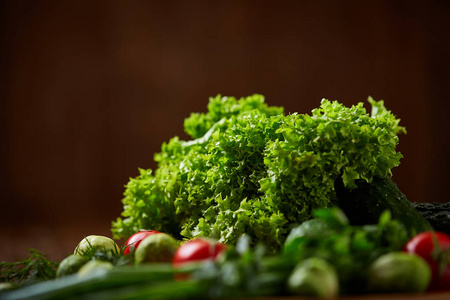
[1, 0, 449, 261]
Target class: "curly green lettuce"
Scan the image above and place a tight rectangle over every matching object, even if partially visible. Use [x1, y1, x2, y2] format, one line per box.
[112, 94, 405, 250]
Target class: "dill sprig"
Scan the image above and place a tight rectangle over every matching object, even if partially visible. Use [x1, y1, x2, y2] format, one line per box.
[0, 249, 59, 287]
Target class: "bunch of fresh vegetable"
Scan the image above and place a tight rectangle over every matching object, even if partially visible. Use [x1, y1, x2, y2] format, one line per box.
[112, 94, 406, 250]
[2, 208, 445, 300]
[3, 95, 450, 299]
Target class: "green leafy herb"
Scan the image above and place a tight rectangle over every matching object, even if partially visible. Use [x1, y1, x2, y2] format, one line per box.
[284, 208, 409, 294]
[112, 94, 405, 250]
[191, 235, 292, 299]
[0, 249, 59, 288]
[2, 208, 413, 299]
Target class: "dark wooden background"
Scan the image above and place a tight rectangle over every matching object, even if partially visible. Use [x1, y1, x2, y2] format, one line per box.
[1, 0, 449, 261]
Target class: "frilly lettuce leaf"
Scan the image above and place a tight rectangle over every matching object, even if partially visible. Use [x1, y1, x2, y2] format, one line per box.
[112, 94, 405, 251]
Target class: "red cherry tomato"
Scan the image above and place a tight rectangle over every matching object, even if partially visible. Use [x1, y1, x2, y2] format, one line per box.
[173, 238, 226, 267]
[403, 231, 450, 291]
[123, 230, 161, 256]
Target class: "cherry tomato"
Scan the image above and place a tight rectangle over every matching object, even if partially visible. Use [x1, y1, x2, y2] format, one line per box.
[123, 230, 161, 256]
[403, 231, 450, 291]
[173, 238, 226, 267]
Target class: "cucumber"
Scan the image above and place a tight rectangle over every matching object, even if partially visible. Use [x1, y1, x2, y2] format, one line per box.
[335, 176, 432, 237]
[411, 202, 450, 235]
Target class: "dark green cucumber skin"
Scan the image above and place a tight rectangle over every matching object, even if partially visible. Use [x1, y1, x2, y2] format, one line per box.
[335, 176, 432, 237]
[412, 202, 450, 236]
